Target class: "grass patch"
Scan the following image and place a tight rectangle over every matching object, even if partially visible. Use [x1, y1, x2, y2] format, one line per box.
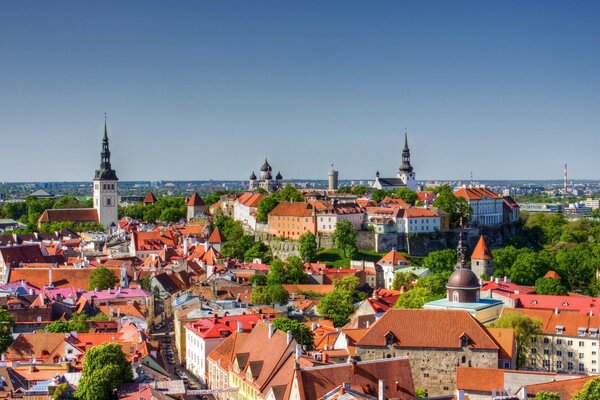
[315, 248, 383, 269]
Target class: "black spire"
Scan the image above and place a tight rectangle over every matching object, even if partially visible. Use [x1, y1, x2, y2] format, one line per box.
[399, 128, 413, 173]
[94, 115, 119, 181]
[455, 218, 467, 269]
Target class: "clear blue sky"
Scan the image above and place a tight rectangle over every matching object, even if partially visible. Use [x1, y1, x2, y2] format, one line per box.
[1, 1, 599, 182]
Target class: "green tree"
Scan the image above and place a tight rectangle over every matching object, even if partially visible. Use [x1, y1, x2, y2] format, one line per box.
[555, 246, 597, 294]
[574, 377, 600, 400]
[422, 249, 456, 273]
[69, 313, 90, 333]
[372, 189, 391, 203]
[414, 271, 452, 297]
[393, 188, 419, 205]
[533, 392, 560, 400]
[74, 343, 133, 400]
[286, 256, 308, 284]
[492, 311, 542, 369]
[299, 232, 318, 262]
[249, 274, 268, 286]
[267, 259, 287, 285]
[317, 276, 362, 327]
[53, 196, 84, 209]
[0, 309, 14, 353]
[159, 207, 185, 223]
[334, 220, 358, 258]
[88, 267, 119, 291]
[394, 287, 435, 309]
[509, 252, 550, 286]
[492, 246, 531, 278]
[276, 184, 304, 202]
[272, 317, 314, 349]
[534, 277, 567, 295]
[243, 241, 271, 263]
[432, 185, 472, 226]
[266, 284, 290, 305]
[415, 388, 428, 399]
[52, 382, 75, 399]
[350, 185, 369, 196]
[3, 201, 27, 220]
[392, 271, 417, 291]
[256, 196, 280, 223]
[45, 320, 71, 333]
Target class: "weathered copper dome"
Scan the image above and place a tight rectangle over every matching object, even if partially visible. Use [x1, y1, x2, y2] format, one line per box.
[447, 268, 480, 289]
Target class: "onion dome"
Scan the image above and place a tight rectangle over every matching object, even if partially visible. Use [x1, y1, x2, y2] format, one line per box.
[447, 268, 480, 289]
[265, 172, 273, 180]
[249, 171, 257, 181]
[276, 171, 282, 180]
[261, 158, 272, 172]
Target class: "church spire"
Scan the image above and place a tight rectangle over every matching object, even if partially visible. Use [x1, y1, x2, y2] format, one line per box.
[399, 127, 413, 173]
[94, 114, 119, 181]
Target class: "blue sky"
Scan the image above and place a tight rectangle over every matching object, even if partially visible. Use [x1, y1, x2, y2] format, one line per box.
[1, 1, 599, 182]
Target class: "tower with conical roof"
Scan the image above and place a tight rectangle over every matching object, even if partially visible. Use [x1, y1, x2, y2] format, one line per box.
[471, 235, 494, 278]
[397, 128, 417, 190]
[93, 116, 119, 231]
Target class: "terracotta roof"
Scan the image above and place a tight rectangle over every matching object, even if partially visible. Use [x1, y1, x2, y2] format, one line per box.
[236, 192, 264, 208]
[208, 227, 226, 244]
[380, 197, 409, 207]
[501, 308, 600, 336]
[269, 202, 314, 217]
[186, 192, 205, 206]
[511, 294, 600, 315]
[4, 332, 65, 361]
[401, 207, 439, 218]
[297, 358, 415, 400]
[456, 367, 505, 392]
[525, 375, 597, 399]
[142, 192, 157, 204]
[356, 309, 500, 350]
[471, 235, 493, 260]
[8, 266, 126, 291]
[544, 270, 561, 280]
[37, 208, 98, 224]
[487, 328, 515, 359]
[454, 187, 501, 201]
[282, 284, 335, 295]
[0, 244, 46, 267]
[186, 314, 266, 340]
[378, 250, 409, 266]
[132, 230, 177, 252]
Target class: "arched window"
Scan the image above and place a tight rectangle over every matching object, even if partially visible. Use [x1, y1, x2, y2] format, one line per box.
[453, 291, 459, 302]
[106, 197, 112, 206]
[461, 356, 466, 364]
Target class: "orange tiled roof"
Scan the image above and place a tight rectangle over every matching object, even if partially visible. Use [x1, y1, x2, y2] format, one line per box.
[456, 367, 505, 392]
[378, 250, 409, 266]
[186, 192, 205, 206]
[143, 192, 157, 204]
[454, 187, 501, 201]
[501, 308, 600, 336]
[236, 192, 264, 208]
[544, 270, 561, 280]
[487, 328, 515, 359]
[526, 375, 597, 399]
[208, 227, 226, 244]
[269, 202, 314, 217]
[38, 208, 98, 224]
[471, 235, 493, 260]
[356, 309, 500, 350]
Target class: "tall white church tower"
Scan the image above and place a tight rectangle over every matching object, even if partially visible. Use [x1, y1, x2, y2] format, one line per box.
[93, 117, 119, 231]
[397, 128, 417, 191]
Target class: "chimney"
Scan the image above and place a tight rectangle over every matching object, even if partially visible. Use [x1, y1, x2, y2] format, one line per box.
[183, 239, 189, 256]
[555, 308, 560, 314]
[378, 380, 385, 400]
[269, 323, 275, 339]
[237, 321, 243, 333]
[350, 357, 357, 374]
[48, 266, 53, 288]
[21, 280, 26, 288]
[295, 344, 302, 360]
[495, 277, 499, 284]
[521, 387, 528, 400]
[456, 390, 465, 400]
[503, 276, 508, 282]
[287, 330, 293, 345]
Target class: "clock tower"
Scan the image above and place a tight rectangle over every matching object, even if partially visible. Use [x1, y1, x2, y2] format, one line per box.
[93, 116, 119, 231]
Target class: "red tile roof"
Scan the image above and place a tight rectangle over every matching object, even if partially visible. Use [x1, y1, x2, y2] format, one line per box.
[356, 309, 500, 350]
[0, 244, 46, 268]
[269, 202, 314, 217]
[454, 187, 501, 201]
[471, 235, 493, 260]
[186, 314, 267, 340]
[142, 192, 157, 204]
[236, 192, 264, 208]
[378, 250, 409, 266]
[456, 367, 505, 392]
[544, 270, 561, 280]
[487, 327, 515, 359]
[501, 308, 600, 336]
[296, 358, 415, 400]
[38, 208, 98, 224]
[186, 192, 205, 206]
[208, 227, 226, 244]
[525, 375, 597, 399]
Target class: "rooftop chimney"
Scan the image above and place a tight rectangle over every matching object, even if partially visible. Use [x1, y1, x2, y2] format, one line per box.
[295, 344, 302, 360]
[456, 390, 465, 400]
[555, 308, 560, 314]
[268, 323, 275, 339]
[287, 330, 293, 345]
[521, 387, 528, 400]
[237, 321, 243, 333]
[378, 380, 385, 400]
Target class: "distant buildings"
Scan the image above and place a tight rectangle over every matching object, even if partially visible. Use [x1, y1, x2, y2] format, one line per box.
[248, 158, 283, 192]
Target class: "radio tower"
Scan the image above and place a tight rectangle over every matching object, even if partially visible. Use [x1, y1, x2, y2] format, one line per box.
[563, 163, 568, 195]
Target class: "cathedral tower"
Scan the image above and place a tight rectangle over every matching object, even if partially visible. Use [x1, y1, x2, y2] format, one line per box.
[397, 128, 417, 191]
[93, 116, 119, 231]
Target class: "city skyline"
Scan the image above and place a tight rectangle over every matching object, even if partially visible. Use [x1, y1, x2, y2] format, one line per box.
[1, 1, 599, 182]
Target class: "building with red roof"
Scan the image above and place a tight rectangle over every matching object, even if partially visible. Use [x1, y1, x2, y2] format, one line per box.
[233, 192, 263, 230]
[454, 187, 503, 226]
[185, 314, 268, 385]
[142, 191, 157, 205]
[268, 202, 317, 240]
[471, 235, 494, 278]
[186, 192, 205, 220]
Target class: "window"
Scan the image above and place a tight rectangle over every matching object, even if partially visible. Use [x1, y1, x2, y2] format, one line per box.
[453, 292, 459, 302]
[556, 361, 562, 370]
[557, 339, 562, 345]
[557, 350, 562, 356]
[543, 360, 550, 369]
[579, 363, 585, 372]
[568, 352, 574, 358]
[531, 337, 537, 343]
[580, 341, 585, 347]
[461, 356, 466, 364]
[568, 362, 574, 370]
[568, 340, 573, 346]
[531, 348, 537, 354]
[580, 353, 585, 359]
[543, 338, 550, 344]
[530, 359, 537, 367]
[544, 349, 549, 355]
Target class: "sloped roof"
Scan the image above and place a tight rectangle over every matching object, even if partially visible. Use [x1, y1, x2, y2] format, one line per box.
[454, 187, 501, 201]
[378, 250, 409, 266]
[297, 358, 415, 400]
[208, 227, 226, 244]
[356, 309, 499, 350]
[269, 202, 314, 217]
[186, 192, 205, 206]
[0, 244, 46, 267]
[525, 375, 597, 399]
[143, 192, 157, 204]
[38, 208, 98, 224]
[471, 235, 493, 260]
[487, 327, 515, 359]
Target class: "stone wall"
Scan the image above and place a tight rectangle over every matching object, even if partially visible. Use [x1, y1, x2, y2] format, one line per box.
[269, 239, 300, 260]
[356, 231, 375, 250]
[356, 346, 498, 397]
[317, 234, 335, 250]
[374, 233, 399, 253]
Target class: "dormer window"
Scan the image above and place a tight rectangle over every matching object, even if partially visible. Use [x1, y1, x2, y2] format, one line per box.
[385, 332, 397, 346]
[556, 326, 565, 334]
[578, 328, 587, 337]
[460, 334, 471, 348]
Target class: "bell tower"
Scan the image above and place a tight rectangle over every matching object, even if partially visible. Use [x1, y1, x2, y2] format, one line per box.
[93, 115, 119, 231]
[397, 128, 417, 191]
